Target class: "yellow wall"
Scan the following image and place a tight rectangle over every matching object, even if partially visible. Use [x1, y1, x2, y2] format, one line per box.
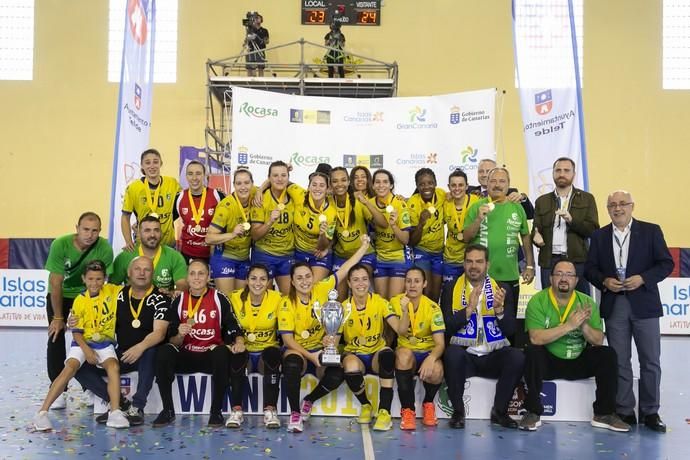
[0, 0, 687, 245]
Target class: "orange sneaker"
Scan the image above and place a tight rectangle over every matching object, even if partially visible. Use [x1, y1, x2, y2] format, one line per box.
[422, 402, 438, 426]
[400, 408, 417, 430]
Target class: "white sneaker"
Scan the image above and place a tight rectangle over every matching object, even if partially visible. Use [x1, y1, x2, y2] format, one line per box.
[51, 392, 67, 410]
[263, 408, 281, 429]
[84, 390, 95, 407]
[287, 411, 303, 433]
[33, 411, 52, 432]
[225, 409, 244, 428]
[106, 409, 130, 429]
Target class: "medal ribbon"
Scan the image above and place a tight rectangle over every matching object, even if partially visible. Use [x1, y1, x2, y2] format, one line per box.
[452, 194, 471, 236]
[138, 245, 162, 269]
[336, 196, 351, 232]
[234, 192, 249, 224]
[308, 194, 326, 215]
[186, 289, 207, 323]
[188, 188, 207, 225]
[547, 289, 577, 324]
[297, 294, 315, 336]
[407, 302, 419, 338]
[129, 286, 154, 322]
[275, 187, 287, 209]
[144, 178, 162, 215]
[347, 294, 368, 339]
[244, 293, 270, 333]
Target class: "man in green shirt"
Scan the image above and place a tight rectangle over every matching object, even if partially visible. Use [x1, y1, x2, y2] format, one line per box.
[519, 259, 629, 433]
[109, 216, 187, 295]
[44, 212, 113, 409]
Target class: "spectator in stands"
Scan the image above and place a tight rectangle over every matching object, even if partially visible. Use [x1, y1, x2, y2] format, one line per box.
[391, 267, 446, 430]
[441, 244, 523, 429]
[532, 157, 598, 294]
[225, 264, 284, 429]
[44, 212, 113, 410]
[153, 260, 244, 428]
[463, 167, 535, 347]
[206, 167, 255, 295]
[173, 160, 224, 264]
[109, 216, 188, 296]
[73, 256, 172, 426]
[121, 148, 181, 250]
[585, 190, 673, 433]
[519, 259, 629, 432]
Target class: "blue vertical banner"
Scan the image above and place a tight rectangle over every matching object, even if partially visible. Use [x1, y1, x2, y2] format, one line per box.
[109, 0, 156, 252]
[512, 0, 588, 199]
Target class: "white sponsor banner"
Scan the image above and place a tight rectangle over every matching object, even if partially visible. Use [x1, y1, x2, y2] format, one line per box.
[97, 373, 598, 421]
[513, 0, 588, 201]
[0, 269, 49, 327]
[660, 278, 690, 335]
[109, 0, 156, 254]
[230, 87, 496, 196]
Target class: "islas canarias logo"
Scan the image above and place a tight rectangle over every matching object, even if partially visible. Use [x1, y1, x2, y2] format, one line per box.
[409, 106, 427, 122]
[128, 0, 148, 45]
[535, 89, 553, 115]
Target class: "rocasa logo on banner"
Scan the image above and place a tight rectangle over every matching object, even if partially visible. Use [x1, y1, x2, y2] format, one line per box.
[239, 102, 278, 118]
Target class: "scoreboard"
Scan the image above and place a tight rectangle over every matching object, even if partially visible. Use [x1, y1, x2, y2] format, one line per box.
[301, 0, 381, 26]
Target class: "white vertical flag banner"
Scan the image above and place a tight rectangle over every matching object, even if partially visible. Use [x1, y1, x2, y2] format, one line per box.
[109, 0, 156, 251]
[230, 87, 496, 197]
[513, 0, 588, 199]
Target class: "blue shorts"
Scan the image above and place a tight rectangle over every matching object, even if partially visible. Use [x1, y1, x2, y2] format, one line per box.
[373, 258, 412, 278]
[413, 351, 430, 371]
[251, 249, 294, 278]
[442, 262, 465, 284]
[332, 252, 376, 273]
[354, 353, 377, 375]
[210, 253, 250, 280]
[294, 249, 333, 270]
[413, 248, 443, 275]
[248, 352, 262, 372]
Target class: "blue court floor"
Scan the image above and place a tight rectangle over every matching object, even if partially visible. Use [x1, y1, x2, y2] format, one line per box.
[0, 328, 687, 460]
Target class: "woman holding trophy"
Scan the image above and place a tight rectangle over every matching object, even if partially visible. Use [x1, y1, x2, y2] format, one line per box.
[340, 263, 406, 431]
[278, 235, 371, 433]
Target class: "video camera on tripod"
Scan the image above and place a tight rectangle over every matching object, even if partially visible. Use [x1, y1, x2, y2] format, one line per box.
[242, 11, 259, 28]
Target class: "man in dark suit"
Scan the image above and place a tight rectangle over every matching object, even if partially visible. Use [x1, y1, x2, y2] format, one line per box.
[585, 190, 673, 433]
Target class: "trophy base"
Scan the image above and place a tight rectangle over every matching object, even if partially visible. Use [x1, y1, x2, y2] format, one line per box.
[320, 352, 342, 366]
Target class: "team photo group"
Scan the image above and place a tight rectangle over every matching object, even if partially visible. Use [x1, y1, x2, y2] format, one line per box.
[34, 147, 673, 437]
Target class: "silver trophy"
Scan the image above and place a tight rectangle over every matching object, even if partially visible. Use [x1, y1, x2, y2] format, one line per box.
[313, 289, 351, 366]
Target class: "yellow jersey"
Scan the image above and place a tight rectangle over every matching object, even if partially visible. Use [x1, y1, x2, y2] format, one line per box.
[442, 194, 479, 264]
[210, 194, 252, 260]
[278, 275, 337, 351]
[72, 284, 122, 343]
[230, 289, 282, 352]
[408, 188, 447, 253]
[122, 176, 181, 246]
[292, 189, 337, 253]
[333, 197, 375, 258]
[390, 294, 445, 352]
[250, 184, 301, 256]
[369, 195, 412, 263]
[341, 293, 397, 354]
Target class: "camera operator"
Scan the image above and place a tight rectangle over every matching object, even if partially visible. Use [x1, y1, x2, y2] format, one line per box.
[324, 22, 346, 78]
[244, 12, 269, 77]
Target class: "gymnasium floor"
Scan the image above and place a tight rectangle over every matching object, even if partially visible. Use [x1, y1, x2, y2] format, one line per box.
[1, 328, 687, 460]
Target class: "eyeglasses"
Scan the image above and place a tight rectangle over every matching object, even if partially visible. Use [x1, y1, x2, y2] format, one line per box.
[552, 272, 577, 278]
[606, 202, 633, 210]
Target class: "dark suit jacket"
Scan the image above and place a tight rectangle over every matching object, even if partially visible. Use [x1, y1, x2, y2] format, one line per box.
[533, 188, 599, 266]
[585, 219, 673, 319]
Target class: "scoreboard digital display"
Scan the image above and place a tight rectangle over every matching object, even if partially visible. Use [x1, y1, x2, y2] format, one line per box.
[302, 0, 381, 26]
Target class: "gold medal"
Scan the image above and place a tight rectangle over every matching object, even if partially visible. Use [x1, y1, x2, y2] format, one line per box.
[359, 336, 367, 345]
[385, 205, 394, 213]
[242, 222, 251, 231]
[187, 318, 196, 326]
[194, 224, 202, 232]
[341, 229, 350, 237]
[408, 336, 418, 345]
[150, 212, 159, 219]
[92, 332, 101, 341]
[487, 202, 495, 212]
[277, 203, 285, 211]
[131, 319, 141, 329]
[247, 333, 257, 342]
[318, 214, 327, 223]
[427, 206, 436, 215]
[301, 330, 310, 339]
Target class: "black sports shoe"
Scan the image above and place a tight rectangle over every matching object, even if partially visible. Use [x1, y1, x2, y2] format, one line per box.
[617, 413, 637, 426]
[208, 411, 225, 427]
[152, 409, 176, 428]
[125, 405, 145, 426]
[95, 412, 109, 424]
[449, 409, 465, 429]
[490, 407, 518, 429]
